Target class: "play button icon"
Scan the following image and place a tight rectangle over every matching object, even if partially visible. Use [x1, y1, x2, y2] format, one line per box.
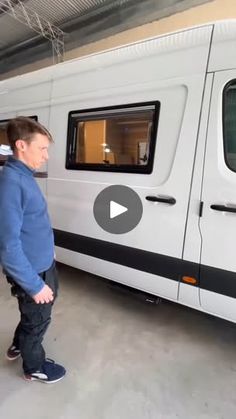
[110, 201, 128, 219]
[93, 185, 143, 234]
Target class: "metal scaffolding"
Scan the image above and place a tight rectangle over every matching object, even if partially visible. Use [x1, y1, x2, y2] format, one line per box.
[0, 0, 65, 62]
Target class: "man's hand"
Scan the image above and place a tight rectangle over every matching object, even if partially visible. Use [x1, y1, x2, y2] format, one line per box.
[32, 284, 54, 304]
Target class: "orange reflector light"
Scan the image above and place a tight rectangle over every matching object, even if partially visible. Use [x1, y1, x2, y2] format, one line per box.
[182, 276, 197, 285]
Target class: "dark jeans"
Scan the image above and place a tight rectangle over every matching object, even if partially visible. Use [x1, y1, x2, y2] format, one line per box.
[6, 261, 58, 374]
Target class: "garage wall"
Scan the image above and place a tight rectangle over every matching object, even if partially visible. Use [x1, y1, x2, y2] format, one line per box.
[67, 0, 235, 59]
[0, 0, 234, 80]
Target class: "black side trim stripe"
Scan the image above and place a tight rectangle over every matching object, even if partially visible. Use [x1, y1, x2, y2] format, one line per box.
[54, 229, 198, 282]
[200, 265, 236, 299]
[54, 229, 236, 300]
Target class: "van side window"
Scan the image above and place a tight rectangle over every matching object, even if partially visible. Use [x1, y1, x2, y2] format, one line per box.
[223, 80, 236, 172]
[66, 102, 160, 173]
[0, 120, 12, 165]
[0, 116, 38, 166]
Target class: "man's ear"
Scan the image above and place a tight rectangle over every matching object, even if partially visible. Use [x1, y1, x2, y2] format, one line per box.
[15, 139, 26, 152]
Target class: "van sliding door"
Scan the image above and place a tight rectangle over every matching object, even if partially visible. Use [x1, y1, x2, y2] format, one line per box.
[49, 77, 208, 301]
[199, 70, 236, 322]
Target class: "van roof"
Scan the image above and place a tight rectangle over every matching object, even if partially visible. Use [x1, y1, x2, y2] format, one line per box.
[0, 19, 236, 89]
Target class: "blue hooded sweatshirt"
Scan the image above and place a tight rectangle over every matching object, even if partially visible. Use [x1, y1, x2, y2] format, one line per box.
[0, 156, 54, 296]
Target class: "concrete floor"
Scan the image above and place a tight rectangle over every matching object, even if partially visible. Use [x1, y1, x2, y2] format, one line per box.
[0, 264, 236, 419]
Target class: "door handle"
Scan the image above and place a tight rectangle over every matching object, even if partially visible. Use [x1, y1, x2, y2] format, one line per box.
[211, 204, 236, 213]
[145, 195, 176, 205]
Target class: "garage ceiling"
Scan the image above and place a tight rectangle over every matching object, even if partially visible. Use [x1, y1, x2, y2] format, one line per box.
[0, 0, 211, 75]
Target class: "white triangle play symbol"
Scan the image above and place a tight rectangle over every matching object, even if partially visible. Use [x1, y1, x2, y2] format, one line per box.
[110, 201, 128, 219]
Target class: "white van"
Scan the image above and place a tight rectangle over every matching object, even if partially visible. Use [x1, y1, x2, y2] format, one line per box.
[1, 20, 236, 322]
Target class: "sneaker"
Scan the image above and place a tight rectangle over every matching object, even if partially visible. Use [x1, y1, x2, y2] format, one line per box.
[24, 358, 66, 384]
[6, 344, 21, 361]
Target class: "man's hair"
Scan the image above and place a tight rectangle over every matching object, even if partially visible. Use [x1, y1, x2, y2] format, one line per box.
[7, 116, 53, 150]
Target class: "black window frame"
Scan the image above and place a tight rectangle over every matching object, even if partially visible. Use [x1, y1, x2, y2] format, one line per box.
[66, 101, 160, 174]
[223, 79, 236, 173]
[0, 115, 38, 166]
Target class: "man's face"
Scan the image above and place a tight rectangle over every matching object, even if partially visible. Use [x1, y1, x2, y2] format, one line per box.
[15, 133, 50, 170]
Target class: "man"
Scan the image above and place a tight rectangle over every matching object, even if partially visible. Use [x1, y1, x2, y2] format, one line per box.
[0, 116, 66, 383]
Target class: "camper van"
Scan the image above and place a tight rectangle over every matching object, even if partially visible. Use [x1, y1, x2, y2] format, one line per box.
[1, 20, 236, 322]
